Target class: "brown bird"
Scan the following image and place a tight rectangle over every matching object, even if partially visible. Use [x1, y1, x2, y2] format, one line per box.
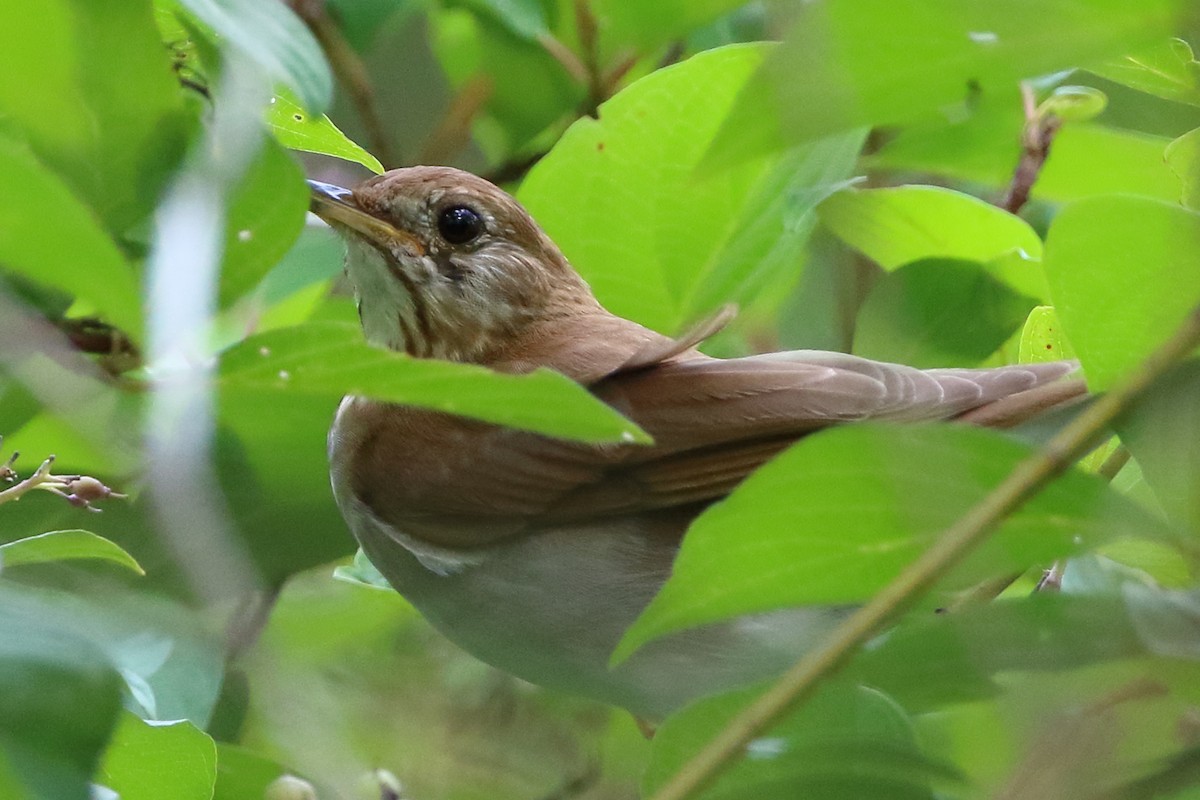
[311, 167, 1084, 719]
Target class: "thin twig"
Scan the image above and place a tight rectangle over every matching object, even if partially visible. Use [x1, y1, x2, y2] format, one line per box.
[289, 0, 396, 168]
[648, 301, 1200, 800]
[1001, 82, 1062, 215]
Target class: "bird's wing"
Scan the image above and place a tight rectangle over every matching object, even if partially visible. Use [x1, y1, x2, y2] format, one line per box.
[337, 352, 1082, 551]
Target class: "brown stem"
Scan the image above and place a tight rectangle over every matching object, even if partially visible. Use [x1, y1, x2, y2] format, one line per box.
[1001, 83, 1061, 215]
[648, 301, 1200, 800]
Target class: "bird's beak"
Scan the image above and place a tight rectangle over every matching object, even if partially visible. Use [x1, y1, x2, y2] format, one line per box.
[307, 180, 425, 255]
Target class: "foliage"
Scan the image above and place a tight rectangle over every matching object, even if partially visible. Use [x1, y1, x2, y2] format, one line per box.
[1, 0, 1199, 798]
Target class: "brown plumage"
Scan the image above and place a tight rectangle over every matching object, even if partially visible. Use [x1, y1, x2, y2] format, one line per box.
[312, 167, 1085, 718]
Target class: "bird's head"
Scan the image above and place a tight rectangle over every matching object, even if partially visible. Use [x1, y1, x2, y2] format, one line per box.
[309, 166, 594, 362]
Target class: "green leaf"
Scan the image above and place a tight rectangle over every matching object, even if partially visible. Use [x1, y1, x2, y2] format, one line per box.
[98, 715, 217, 800]
[519, 43, 864, 334]
[0, 136, 143, 338]
[173, 0, 332, 112]
[592, 0, 750, 51]
[847, 589, 1172, 710]
[454, 0, 548, 40]
[0, 0, 194, 233]
[0, 584, 224, 727]
[0, 605, 123, 800]
[615, 424, 1167, 662]
[1044, 195, 1200, 391]
[1019, 306, 1078, 364]
[706, 0, 1184, 161]
[267, 90, 384, 174]
[219, 138, 309, 305]
[1090, 38, 1200, 106]
[870, 101, 1180, 204]
[1116, 362, 1200, 536]
[1165, 126, 1200, 209]
[0, 530, 144, 575]
[217, 322, 648, 443]
[645, 682, 961, 800]
[429, 7, 583, 161]
[853, 259, 1037, 368]
[818, 185, 1043, 270]
[212, 744, 288, 800]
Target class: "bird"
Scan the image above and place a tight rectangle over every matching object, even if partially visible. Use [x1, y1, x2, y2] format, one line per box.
[310, 166, 1085, 720]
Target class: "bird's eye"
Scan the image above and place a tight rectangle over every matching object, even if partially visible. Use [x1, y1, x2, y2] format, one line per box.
[437, 205, 484, 245]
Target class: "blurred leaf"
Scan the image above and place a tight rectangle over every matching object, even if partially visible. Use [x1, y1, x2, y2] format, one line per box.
[870, 96, 1179, 203]
[0, 530, 144, 575]
[520, 43, 864, 333]
[217, 322, 648, 443]
[645, 682, 961, 800]
[430, 7, 582, 160]
[332, 549, 392, 591]
[616, 424, 1167, 662]
[1091, 38, 1200, 106]
[1116, 362, 1200, 536]
[853, 259, 1037, 368]
[706, 0, 1184, 161]
[818, 186, 1043, 270]
[172, 0, 332, 112]
[1165, 126, 1200, 209]
[593, 0, 750, 51]
[98, 715, 217, 800]
[0, 584, 224, 726]
[219, 138, 309, 305]
[1018, 305, 1079, 364]
[266, 90, 384, 174]
[1044, 195, 1200, 391]
[453, 0, 548, 40]
[0, 135, 143, 339]
[0, 0, 194, 233]
[0, 605, 122, 800]
[212, 744, 288, 800]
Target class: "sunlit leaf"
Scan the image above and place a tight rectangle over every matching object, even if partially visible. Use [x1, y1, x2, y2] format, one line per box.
[1044, 195, 1200, 391]
[217, 322, 648, 443]
[1019, 306, 1078, 364]
[98, 715, 217, 800]
[520, 43, 864, 334]
[706, 0, 1184, 161]
[1090, 37, 1200, 106]
[0, 530, 144, 575]
[818, 186, 1043, 270]
[266, 90, 384, 174]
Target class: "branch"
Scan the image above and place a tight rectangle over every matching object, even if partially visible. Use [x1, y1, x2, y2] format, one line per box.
[648, 301, 1200, 800]
[1001, 82, 1062, 215]
[0, 451, 125, 511]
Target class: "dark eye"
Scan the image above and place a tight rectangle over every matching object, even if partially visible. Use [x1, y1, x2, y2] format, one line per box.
[437, 205, 484, 245]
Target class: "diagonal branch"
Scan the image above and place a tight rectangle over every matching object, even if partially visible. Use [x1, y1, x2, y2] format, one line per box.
[648, 301, 1200, 800]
